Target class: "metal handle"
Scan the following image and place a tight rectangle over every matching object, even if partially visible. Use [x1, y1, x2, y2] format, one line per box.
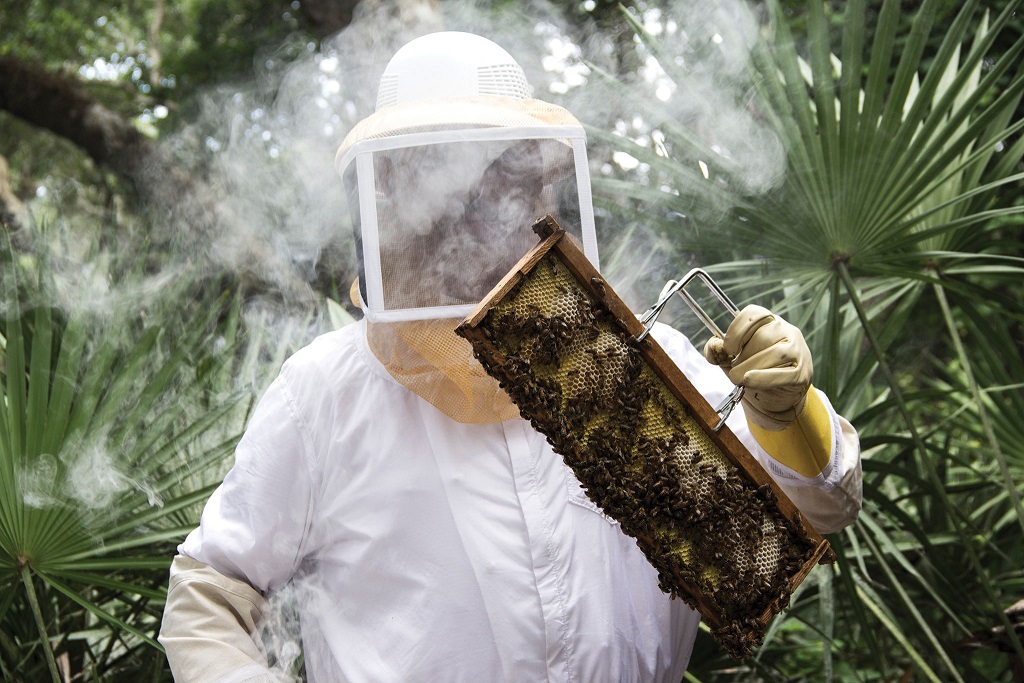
[636, 268, 743, 431]
[637, 268, 739, 341]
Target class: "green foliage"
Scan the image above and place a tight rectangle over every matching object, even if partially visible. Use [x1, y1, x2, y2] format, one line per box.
[162, 0, 306, 94]
[0, 0, 305, 132]
[3, 0, 1023, 679]
[0, 249, 249, 681]
[592, 0, 1024, 679]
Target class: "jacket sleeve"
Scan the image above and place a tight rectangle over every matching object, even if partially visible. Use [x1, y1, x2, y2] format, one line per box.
[745, 389, 863, 534]
[652, 323, 862, 534]
[159, 555, 279, 683]
[178, 360, 316, 592]
[161, 358, 320, 680]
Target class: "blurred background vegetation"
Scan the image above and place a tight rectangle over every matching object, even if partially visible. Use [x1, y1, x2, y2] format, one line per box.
[1, 0, 1022, 681]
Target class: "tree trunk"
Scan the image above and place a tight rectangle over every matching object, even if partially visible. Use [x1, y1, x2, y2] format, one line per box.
[0, 53, 220, 238]
[0, 55, 155, 184]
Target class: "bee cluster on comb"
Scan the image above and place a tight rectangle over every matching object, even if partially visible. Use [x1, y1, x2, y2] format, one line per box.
[456, 216, 834, 658]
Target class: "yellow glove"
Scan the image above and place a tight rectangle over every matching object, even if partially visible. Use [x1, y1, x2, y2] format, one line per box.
[704, 305, 832, 478]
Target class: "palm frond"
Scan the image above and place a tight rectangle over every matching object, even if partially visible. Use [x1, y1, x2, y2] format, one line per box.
[587, 0, 1024, 676]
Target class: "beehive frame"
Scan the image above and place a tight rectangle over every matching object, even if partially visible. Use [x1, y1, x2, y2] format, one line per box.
[456, 215, 835, 658]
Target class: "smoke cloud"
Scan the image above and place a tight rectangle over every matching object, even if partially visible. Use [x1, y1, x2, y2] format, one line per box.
[181, 0, 779, 313]
[256, 578, 311, 682]
[20, 433, 162, 516]
[16, 0, 784, 326]
[167, 0, 786, 660]
[14, 0, 789, 670]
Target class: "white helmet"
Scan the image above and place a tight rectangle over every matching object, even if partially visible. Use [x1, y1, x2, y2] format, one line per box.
[336, 31, 599, 323]
[375, 31, 532, 108]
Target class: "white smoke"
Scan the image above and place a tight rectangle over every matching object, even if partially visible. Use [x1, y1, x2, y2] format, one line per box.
[13, 0, 793, 668]
[146, 0, 785, 325]
[12, 0, 783, 327]
[642, 0, 786, 195]
[20, 435, 163, 515]
[168, 1, 560, 311]
[66, 437, 164, 509]
[20, 453, 60, 509]
[257, 580, 308, 682]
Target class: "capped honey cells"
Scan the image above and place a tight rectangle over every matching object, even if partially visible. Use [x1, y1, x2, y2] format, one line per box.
[457, 217, 834, 659]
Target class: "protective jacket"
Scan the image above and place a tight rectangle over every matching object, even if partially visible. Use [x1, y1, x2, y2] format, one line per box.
[160, 320, 861, 683]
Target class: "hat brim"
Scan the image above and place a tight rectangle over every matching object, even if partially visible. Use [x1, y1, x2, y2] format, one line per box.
[335, 97, 583, 171]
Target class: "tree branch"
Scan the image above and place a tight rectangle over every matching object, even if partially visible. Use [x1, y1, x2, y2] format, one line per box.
[0, 54, 322, 300]
[300, 0, 361, 38]
[0, 54, 155, 182]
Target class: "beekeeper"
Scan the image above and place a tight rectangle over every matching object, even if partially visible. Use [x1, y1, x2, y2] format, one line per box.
[159, 31, 861, 683]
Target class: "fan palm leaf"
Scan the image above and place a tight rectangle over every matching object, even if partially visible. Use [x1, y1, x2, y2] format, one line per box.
[0, 253, 245, 681]
[586, 0, 1024, 678]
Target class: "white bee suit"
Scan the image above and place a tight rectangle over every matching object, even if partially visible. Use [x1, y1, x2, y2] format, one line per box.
[160, 320, 861, 683]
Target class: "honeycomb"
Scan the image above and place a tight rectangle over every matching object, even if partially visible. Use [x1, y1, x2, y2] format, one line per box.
[457, 220, 832, 658]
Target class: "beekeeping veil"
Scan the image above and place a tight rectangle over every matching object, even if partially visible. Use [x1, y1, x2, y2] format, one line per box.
[336, 31, 599, 423]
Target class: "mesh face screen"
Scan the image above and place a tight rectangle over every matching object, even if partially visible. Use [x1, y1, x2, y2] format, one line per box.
[370, 138, 582, 312]
[458, 229, 830, 658]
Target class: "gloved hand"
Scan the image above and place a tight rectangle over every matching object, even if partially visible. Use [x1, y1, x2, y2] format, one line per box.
[703, 305, 813, 431]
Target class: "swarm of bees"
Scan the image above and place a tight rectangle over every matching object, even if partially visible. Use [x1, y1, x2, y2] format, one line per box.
[458, 226, 830, 658]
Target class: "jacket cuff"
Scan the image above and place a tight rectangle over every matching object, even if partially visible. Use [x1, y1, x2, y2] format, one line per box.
[159, 554, 273, 683]
[747, 386, 835, 479]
